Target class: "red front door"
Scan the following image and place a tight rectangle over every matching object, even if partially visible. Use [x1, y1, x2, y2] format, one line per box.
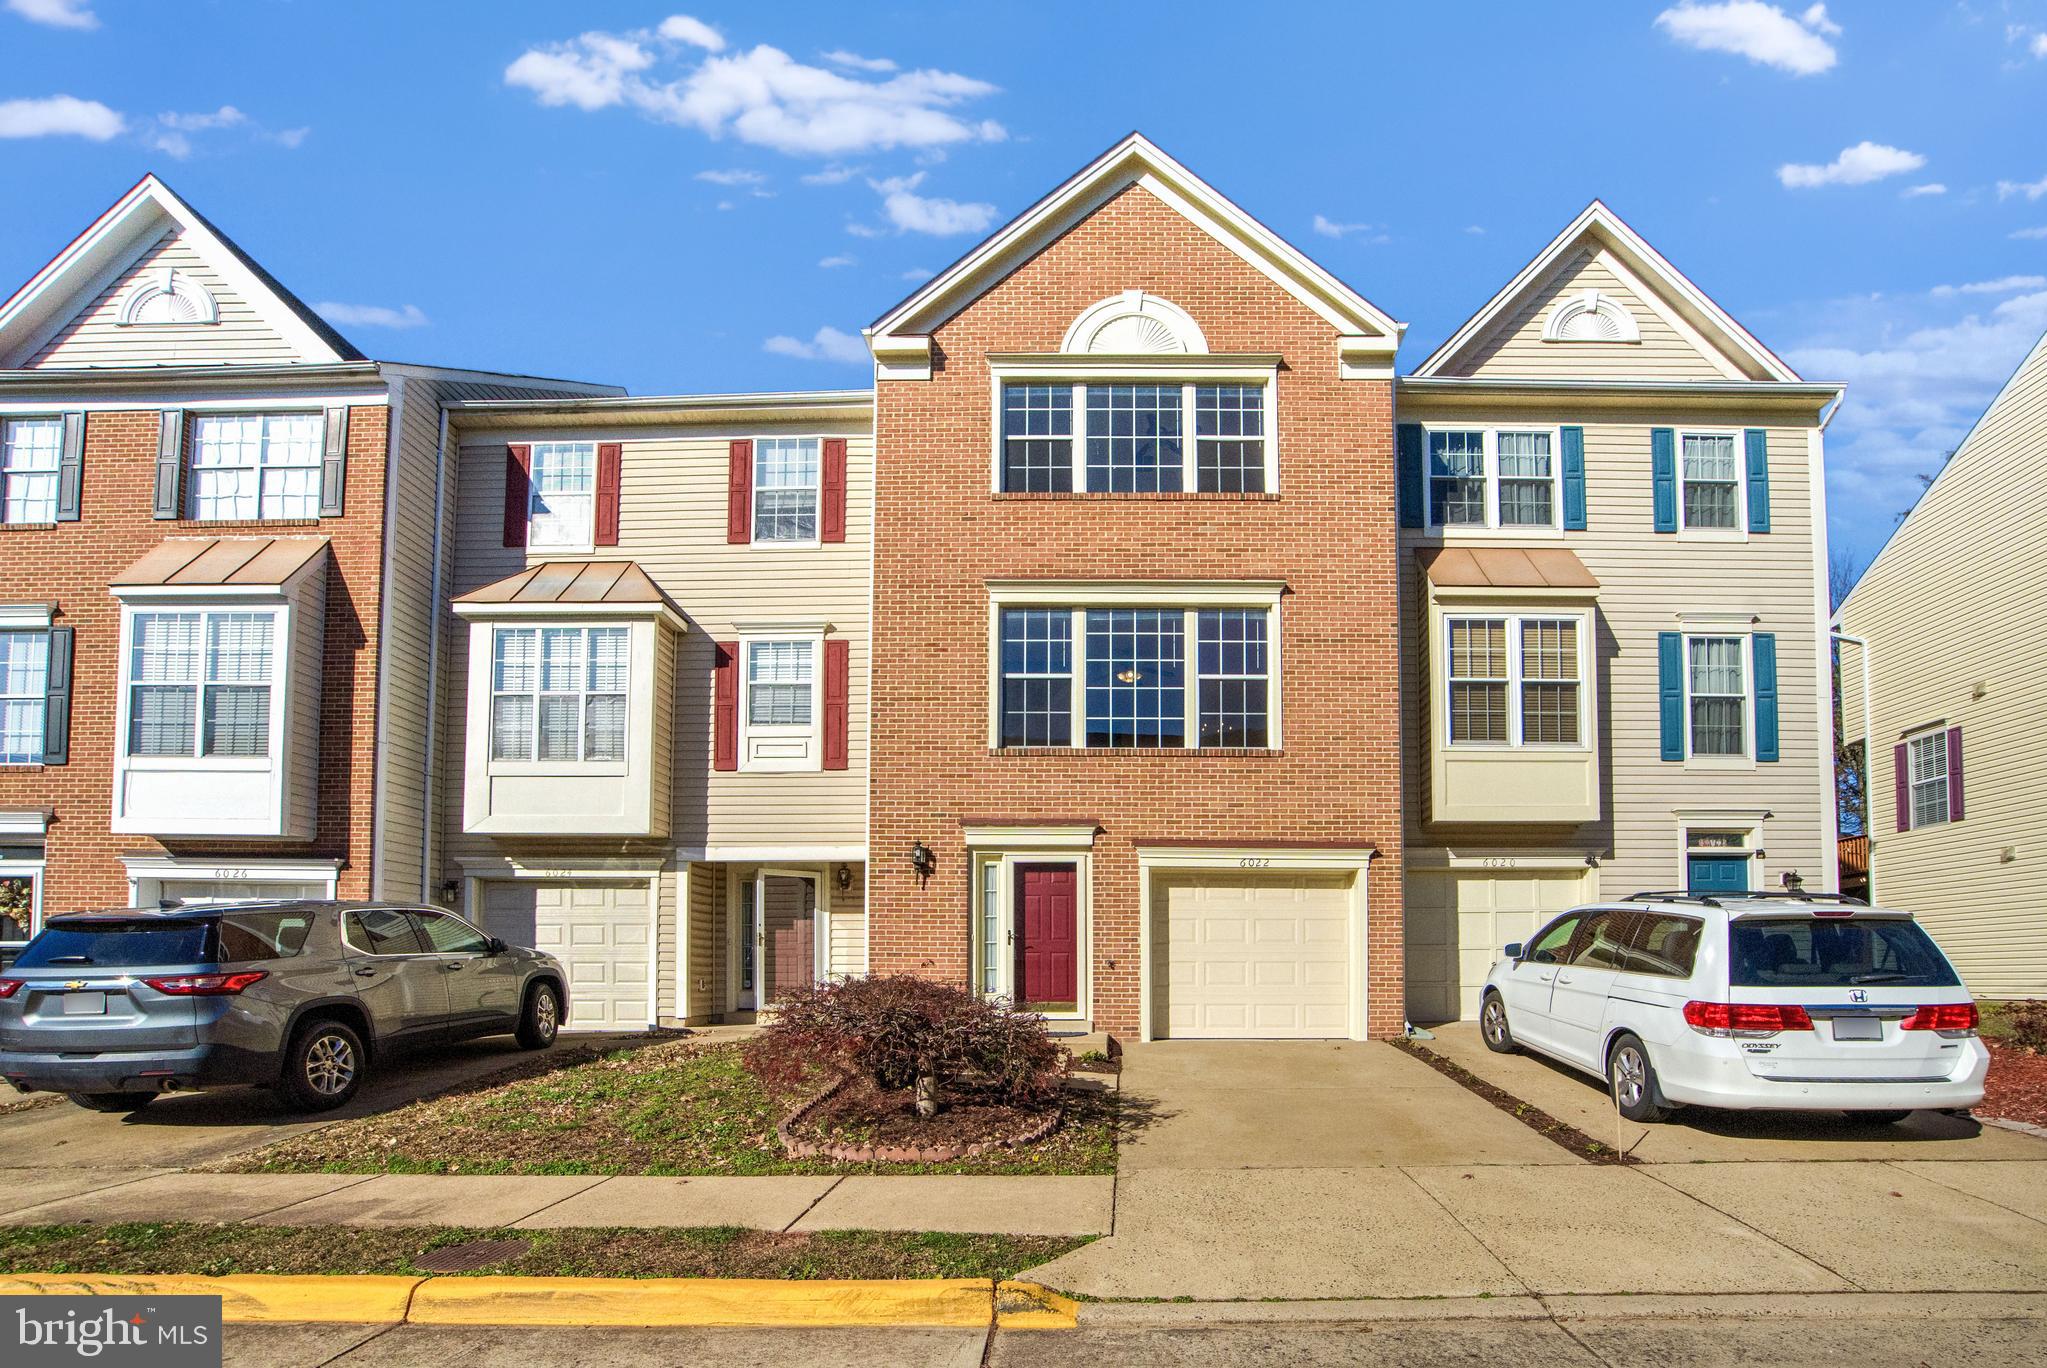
[1015, 864, 1078, 1008]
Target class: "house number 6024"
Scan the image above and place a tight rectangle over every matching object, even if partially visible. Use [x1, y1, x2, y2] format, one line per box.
[1238, 858, 1271, 869]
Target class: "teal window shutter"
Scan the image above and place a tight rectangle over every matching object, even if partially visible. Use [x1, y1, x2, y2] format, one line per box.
[1650, 428, 1676, 533]
[1744, 429, 1770, 532]
[1658, 631, 1684, 761]
[1753, 632, 1778, 762]
[1396, 423, 1424, 528]
[1560, 425, 1586, 530]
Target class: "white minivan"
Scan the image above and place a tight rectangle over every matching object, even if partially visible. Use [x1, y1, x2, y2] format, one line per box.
[1479, 892, 1989, 1123]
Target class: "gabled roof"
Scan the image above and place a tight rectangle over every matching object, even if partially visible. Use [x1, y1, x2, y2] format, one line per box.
[0, 174, 362, 369]
[866, 132, 1404, 378]
[1412, 200, 1799, 383]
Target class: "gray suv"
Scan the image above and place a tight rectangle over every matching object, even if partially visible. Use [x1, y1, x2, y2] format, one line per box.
[0, 901, 566, 1113]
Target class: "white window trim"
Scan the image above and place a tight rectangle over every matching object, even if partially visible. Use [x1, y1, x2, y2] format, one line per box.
[1441, 612, 1589, 750]
[119, 855, 341, 908]
[113, 602, 287, 773]
[987, 361, 1280, 496]
[0, 627, 49, 766]
[739, 629, 824, 773]
[728, 863, 834, 1012]
[525, 440, 599, 554]
[1, 415, 63, 526]
[968, 848, 1093, 1023]
[1679, 627, 1756, 768]
[747, 434, 829, 549]
[485, 623, 632, 776]
[1419, 423, 1565, 536]
[186, 410, 327, 523]
[986, 585, 1284, 752]
[1675, 426, 1749, 540]
[1904, 725, 1952, 830]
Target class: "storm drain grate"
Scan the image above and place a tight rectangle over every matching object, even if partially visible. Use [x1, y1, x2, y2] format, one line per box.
[413, 1238, 531, 1273]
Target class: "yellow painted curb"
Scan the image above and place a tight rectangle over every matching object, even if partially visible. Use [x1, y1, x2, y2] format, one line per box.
[406, 1276, 997, 1328]
[0, 1274, 423, 1324]
[995, 1280, 1080, 1330]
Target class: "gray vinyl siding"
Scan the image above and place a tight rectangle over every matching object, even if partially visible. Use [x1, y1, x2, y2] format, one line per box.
[1836, 331, 2047, 999]
[28, 231, 302, 368]
[1449, 250, 1733, 383]
[1398, 400, 1830, 898]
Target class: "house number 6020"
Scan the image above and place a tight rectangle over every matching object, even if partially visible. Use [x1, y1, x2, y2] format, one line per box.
[1238, 858, 1271, 869]
[1481, 857, 1517, 869]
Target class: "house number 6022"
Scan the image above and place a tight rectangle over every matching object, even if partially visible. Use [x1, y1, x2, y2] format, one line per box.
[1238, 858, 1271, 869]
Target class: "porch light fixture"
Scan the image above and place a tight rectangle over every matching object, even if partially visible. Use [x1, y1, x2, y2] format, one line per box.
[835, 863, 853, 892]
[909, 841, 936, 878]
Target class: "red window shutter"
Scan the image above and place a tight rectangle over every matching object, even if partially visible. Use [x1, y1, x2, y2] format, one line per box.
[823, 637, 850, 771]
[594, 442, 623, 546]
[1893, 743, 1910, 833]
[713, 641, 739, 772]
[503, 444, 532, 548]
[1946, 726, 1964, 823]
[821, 437, 848, 544]
[727, 439, 753, 544]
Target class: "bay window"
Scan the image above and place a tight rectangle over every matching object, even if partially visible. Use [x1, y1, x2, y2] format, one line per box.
[1443, 614, 1584, 747]
[127, 609, 276, 759]
[490, 625, 629, 763]
[998, 381, 1272, 494]
[189, 413, 322, 521]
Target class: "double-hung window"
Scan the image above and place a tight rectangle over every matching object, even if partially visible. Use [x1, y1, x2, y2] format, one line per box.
[0, 631, 49, 764]
[1, 418, 61, 525]
[1679, 433, 1740, 530]
[746, 639, 814, 727]
[997, 606, 1275, 750]
[1907, 730, 1950, 829]
[489, 625, 628, 763]
[753, 438, 820, 542]
[527, 442, 597, 549]
[1685, 635, 1746, 757]
[998, 383, 1270, 493]
[1428, 428, 1559, 529]
[127, 610, 276, 759]
[189, 413, 322, 521]
[1444, 615, 1583, 746]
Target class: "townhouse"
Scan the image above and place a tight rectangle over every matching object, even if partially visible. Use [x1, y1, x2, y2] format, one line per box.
[1837, 327, 2047, 999]
[0, 176, 613, 967]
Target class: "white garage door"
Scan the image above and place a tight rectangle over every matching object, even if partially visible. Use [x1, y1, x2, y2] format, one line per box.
[1158, 872, 1353, 1039]
[1405, 867, 1592, 1024]
[479, 881, 650, 1031]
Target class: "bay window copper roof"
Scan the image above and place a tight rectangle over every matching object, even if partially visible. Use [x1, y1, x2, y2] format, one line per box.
[456, 560, 670, 606]
[1418, 546, 1599, 590]
[114, 537, 329, 588]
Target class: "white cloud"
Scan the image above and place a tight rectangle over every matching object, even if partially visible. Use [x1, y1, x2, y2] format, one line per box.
[844, 222, 886, 239]
[507, 19, 1003, 158]
[158, 105, 246, 132]
[1778, 141, 1925, 188]
[901, 267, 933, 282]
[1929, 275, 2047, 297]
[313, 301, 429, 330]
[818, 254, 854, 268]
[1901, 182, 1946, 198]
[0, 94, 123, 140]
[1655, 1, 1840, 75]
[1464, 225, 1486, 236]
[2036, 32, 2047, 58]
[1997, 174, 2047, 202]
[270, 127, 311, 149]
[2011, 226, 2047, 240]
[763, 326, 868, 364]
[822, 49, 896, 73]
[6, 0, 96, 30]
[802, 163, 863, 185]
[695, 167, 765, 186]
[871, 171, 996, 235]
[1311, 214, 1388, 242]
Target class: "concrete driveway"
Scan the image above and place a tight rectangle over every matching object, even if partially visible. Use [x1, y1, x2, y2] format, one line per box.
[0, 1031, 650, 1171]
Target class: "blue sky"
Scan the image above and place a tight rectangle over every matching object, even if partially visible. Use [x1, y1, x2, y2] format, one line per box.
[2, 2, 2045, 568]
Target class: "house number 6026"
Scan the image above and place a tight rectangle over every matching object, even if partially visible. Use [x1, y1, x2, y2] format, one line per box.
[1238, 858, 1271, 869]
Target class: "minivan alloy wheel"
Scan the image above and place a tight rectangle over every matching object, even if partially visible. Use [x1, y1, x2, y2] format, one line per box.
[304, 1032, 357, 1096]
[1611, 1043, 1648, 1108]
[1482, 996, 1509, 1046]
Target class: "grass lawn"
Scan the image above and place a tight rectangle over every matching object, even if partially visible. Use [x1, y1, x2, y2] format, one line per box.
[0, 1222, 1089, 1281]
[223, 1039, 1117, 1177]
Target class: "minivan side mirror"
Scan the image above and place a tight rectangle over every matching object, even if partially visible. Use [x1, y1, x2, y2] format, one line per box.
[485, 937, 508, 956]
[1502, 942, 1524, 961]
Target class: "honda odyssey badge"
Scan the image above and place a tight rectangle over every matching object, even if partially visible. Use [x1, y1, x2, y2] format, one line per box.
[1848, 989, 1868, 1003]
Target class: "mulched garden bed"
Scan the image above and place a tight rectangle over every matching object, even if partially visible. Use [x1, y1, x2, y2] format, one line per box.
[1978, 1041, 2047, 1129]
[788, 1073, 1060, 1159]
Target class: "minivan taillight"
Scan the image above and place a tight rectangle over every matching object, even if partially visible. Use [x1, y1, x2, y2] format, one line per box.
[141, 971, 267, 996]
[0, 978, 21, 999]
[1683, 1001, 1815, 1036]
[1901, 1002, 1978, 1036]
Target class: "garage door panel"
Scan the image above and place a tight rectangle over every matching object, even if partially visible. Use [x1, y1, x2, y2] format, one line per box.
[1407, 867, 1591, 1025]
[480, 880, 649, 1031]
[1158, 872, 1355, 1040]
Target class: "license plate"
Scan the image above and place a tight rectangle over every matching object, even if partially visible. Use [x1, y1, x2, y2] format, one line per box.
[1831, 1016, 1883, 1041]
[60, 992, 107, 1016]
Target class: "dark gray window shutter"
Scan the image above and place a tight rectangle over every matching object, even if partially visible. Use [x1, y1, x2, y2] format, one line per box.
[56, 411, 84, 522]
[1396, 424, 1424, 528]
[42, 626, 72, 766]
[319, 405, 349, 517]
[152, 409, 186, 520]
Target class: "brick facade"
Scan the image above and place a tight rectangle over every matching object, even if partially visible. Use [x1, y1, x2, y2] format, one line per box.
[869, 185, 1406, 1038]
[0, 402, 390, 910]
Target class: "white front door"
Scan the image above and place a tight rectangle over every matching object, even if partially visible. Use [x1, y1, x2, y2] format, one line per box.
[478, 881, 650, 1031]
[1157, 872, 1352, 1039]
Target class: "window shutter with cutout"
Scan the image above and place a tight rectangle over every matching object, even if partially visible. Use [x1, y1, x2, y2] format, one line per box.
[56, 411, 84, 522]
[319, 405, 349, 517]
[42, 626, 72, 766]
[502, 444, 531, 549]
[823, 637, 849, 770]
[595, 442, 623, 546]
[727, 440, 753, 544]
[152, 409, 185, 520]
[713, 642, 739, 771]
[821, 437, 847, 544]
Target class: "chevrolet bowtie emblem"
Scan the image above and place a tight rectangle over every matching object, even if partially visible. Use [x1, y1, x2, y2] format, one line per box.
[64, 980, 88, 990]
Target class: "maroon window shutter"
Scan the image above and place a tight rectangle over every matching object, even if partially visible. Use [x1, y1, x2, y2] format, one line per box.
[727, 439, 753, 544]
[713, 642, 739, 772]
[1893, 743, 1911, 833]
[821, 437, 848, 544]
[503, 444, 532, 548]
[594, 442, 623, 546]
[1946, 726, 1964, 823]
[823, 637, 850, 771]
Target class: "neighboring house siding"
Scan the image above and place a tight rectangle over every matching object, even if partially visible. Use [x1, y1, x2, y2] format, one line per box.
[1450, 249, 1731, 382]
[28, 232, 301, 369]
[1837, 331, 2047, 998]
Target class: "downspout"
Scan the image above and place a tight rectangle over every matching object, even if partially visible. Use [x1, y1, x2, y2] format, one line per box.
[418, 399, 452, 903]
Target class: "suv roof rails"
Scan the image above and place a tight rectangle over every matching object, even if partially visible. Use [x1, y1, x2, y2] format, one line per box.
[1624, 890, 1870, 910]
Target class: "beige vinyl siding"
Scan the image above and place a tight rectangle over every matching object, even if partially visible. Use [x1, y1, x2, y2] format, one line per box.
[28, 231, 303, 368]
[1451, 250, 1734, 383]
[654, 864, 679, 1021]
[1836, 332, 2047, 998]
[830, 861, 867, 977]
[682, 861, 717, 1023]
[1398, 402, 1830, 902]
[287, 558, 329, 840]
